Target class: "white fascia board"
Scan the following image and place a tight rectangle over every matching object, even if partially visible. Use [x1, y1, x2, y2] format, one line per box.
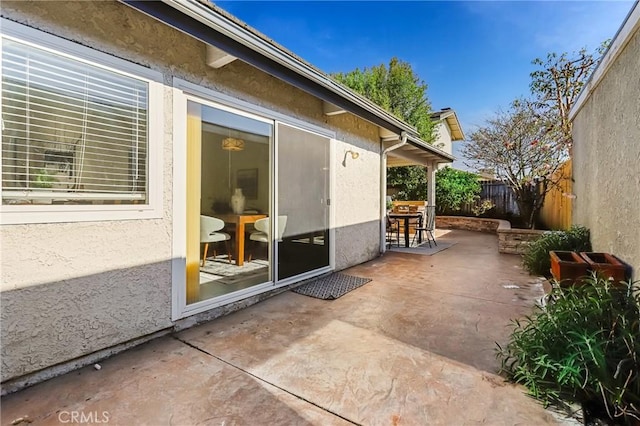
[162, 0, 420, 137]
[569, 1, 640, 121]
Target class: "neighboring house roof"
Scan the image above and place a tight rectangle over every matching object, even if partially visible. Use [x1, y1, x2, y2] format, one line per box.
[120, 0, 453, 164]
[569, 1, 640, 121]
[430, 108, 465, 141]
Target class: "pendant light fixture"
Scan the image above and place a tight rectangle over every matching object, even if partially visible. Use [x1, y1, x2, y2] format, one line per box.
[221, 136, 244, 151]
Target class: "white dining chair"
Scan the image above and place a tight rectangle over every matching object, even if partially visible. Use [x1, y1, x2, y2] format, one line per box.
[248, 215, 287, 261]
[200, 215, 232, 266]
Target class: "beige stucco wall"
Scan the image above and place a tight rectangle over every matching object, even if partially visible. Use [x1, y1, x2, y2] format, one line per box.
[1, 1, 382, 382]
[572, 25, 640, 279]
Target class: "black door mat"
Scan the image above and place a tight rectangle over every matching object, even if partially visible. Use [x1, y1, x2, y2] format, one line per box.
[291, 273, 372, 300]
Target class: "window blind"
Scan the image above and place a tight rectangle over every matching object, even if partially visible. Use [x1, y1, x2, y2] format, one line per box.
[1, 38, 149, 204]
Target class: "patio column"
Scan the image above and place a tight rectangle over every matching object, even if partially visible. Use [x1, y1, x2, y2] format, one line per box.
[426, 161, 436, 207]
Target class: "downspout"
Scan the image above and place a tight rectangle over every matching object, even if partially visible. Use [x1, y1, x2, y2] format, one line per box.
[380, 131, 408, 254]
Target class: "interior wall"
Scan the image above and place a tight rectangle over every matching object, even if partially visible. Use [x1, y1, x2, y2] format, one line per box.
[200, 132, 270, 216]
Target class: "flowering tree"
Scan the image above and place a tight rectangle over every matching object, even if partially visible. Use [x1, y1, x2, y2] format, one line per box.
[464, 99, 566, 228]
[530, 43, 608, 150]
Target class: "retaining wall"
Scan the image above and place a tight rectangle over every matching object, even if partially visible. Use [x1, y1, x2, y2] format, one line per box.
[436, 216, 544, 255]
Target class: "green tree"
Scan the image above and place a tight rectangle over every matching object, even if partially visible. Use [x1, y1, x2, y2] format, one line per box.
[333, 57, 434, 141]
[529, 43, 608, 149]
[333, 57, 435, 199]
[387, 166, 427, 200]
[435, 167, 482, 213]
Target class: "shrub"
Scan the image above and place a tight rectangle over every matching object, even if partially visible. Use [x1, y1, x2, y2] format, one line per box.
[523, 225, 591, 276]
[497, 277, 640, 424]
[435, 167, 482, 213]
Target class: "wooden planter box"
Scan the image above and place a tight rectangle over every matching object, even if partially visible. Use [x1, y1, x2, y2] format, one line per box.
[579, 252, 628, 283]
[550, 251, 589, 287]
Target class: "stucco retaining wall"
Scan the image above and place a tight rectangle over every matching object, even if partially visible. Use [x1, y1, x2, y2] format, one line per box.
[436, 216, 543, 254]
[0, 1, 384, 383]
[571, 21, 640, 280]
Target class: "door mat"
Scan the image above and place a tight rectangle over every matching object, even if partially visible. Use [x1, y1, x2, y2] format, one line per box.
[291, 273, 372, 300]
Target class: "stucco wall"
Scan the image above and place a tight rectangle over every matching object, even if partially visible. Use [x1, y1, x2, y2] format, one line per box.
[434, 121, 453, 170]
[330, 114, 382, 269]
[434, 121, 453, 155]
[572, 25, 640, 279]
[1, 1, 383, 382]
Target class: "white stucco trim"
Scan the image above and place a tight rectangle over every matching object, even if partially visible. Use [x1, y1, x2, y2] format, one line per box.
[569, 2, 640, 121]
[329, 138, 337, 270]
[171, 88, 188, 321]
[0, 19, 165, 224]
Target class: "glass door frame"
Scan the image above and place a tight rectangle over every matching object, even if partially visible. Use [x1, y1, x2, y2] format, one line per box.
[171, 80, 335, 320]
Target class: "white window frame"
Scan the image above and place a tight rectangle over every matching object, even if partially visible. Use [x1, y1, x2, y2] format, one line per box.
[0, 19, 164, 224]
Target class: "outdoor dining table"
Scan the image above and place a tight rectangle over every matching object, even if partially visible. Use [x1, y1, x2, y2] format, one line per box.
[388, 212, 423, 247]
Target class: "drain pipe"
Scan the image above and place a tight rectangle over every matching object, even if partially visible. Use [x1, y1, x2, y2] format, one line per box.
[380, 131, 408, 254]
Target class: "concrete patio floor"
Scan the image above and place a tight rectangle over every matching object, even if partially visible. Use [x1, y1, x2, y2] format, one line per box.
[1, 229, 577, 425]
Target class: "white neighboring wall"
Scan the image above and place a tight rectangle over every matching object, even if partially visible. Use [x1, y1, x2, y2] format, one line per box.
[433, 121, 454, 166]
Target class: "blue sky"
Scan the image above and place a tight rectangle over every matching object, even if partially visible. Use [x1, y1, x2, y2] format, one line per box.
[216, 1, 634, 169]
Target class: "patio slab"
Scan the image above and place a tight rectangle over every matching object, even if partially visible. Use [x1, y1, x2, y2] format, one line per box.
[1, 230, 576, 425]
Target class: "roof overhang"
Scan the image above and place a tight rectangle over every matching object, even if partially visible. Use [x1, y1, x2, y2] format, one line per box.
[386, 135, 454, 167]
[431, 109, 465, 141]
[120, 1, 453, 166]
[121, 0, 427, 141]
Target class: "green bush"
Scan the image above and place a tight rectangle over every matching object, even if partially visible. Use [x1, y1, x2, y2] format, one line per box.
[435, 167, 482, 213]
[497, 277, 640, 424]
[523, 225, 592, 276]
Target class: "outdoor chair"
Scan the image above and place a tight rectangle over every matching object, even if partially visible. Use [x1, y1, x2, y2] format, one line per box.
[386, 215, 400, 248]
[411, 206, 437, 248]
[200, 215, 232, 266]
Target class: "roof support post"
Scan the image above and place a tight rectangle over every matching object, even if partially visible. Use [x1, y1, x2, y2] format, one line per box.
[426, 161, 437, 208]
[380, 132, 408, 254]
[426, 161, 437, 231]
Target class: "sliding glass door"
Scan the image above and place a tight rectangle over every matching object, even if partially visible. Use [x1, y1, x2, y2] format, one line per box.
[184, 100, 331, 307]
[186, 101, 272, 304]
[276, 123, 331, 280]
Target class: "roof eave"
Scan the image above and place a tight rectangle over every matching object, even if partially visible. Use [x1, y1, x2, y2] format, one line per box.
[121, 0, 426, 141]
[406, 135, 455, 163]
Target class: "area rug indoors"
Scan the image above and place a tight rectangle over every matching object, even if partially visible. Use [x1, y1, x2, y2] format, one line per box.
[388, 241, 456, 256]
[200, 257, 268, 283]
[292, 272, 372, 300]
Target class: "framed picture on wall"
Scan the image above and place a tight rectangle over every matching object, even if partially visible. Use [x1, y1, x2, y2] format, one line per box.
[236, 168, 258, 199]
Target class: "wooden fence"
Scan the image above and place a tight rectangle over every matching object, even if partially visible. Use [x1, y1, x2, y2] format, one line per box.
[441, 181, 519, 217]
[539, 160, 573, 230]
[478, 182, 520, 216]
[440, 160, 572, 230]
